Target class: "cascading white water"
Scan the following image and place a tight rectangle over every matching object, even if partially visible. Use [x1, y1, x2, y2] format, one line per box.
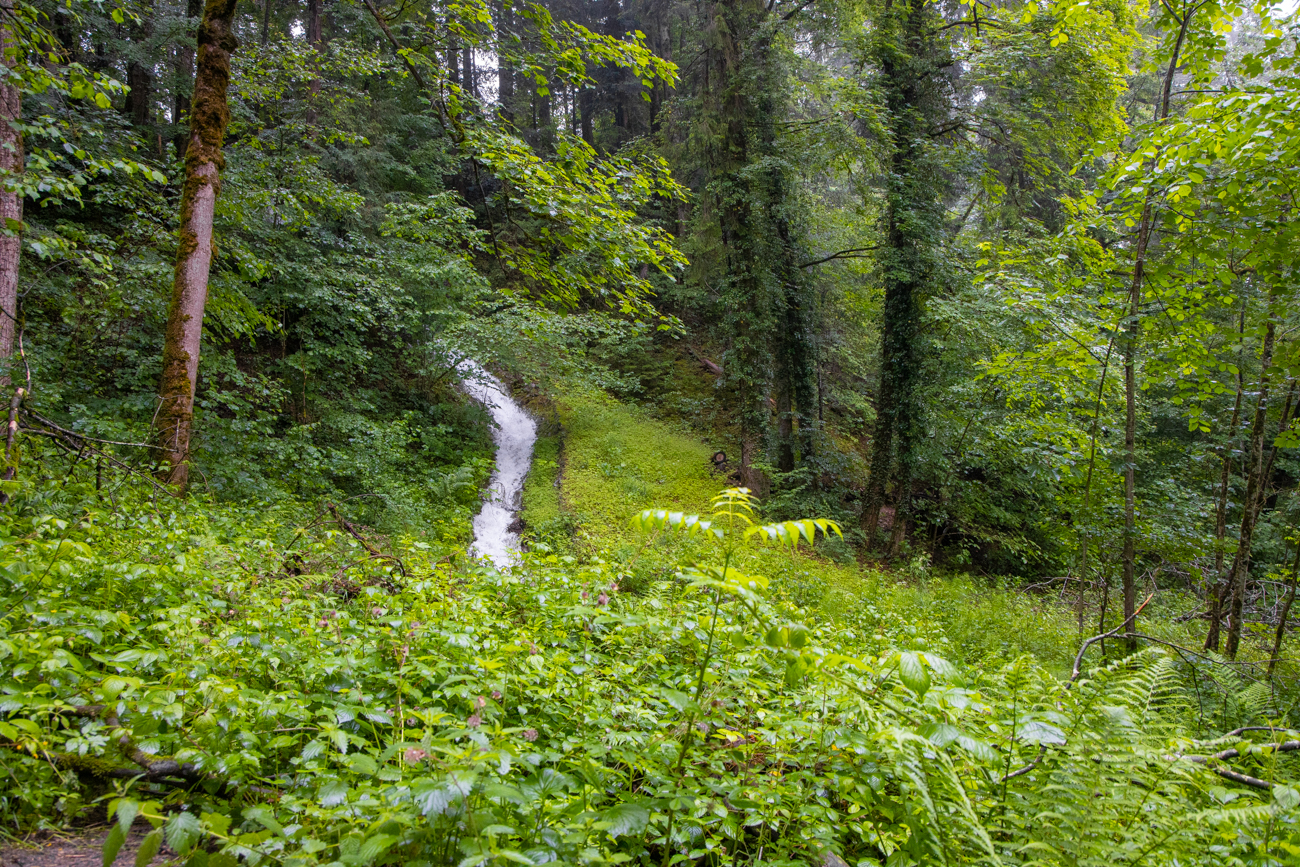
[460, 361, 538, 567]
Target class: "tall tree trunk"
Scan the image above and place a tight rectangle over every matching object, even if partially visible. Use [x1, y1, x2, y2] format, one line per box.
[0, 0, 22, 388]
[1205, 301, 1247, 649]
[1120, 208, 1146, 653]
[579, 86, 594, 145]
[1268, 533, 1300, 678]
[462, 45, 475, 97]
[173, 0, 204, 159]
[1118, 8, 1190, 650]
[125, 60, 153, 127]
[155, 0, 240, 492]
[497, 0, 514, 123]
[1224, 312, 1278, 659]
[305, 0, 322, 123]
[261, 0, 272, 44]
[862, 0, 940, 552]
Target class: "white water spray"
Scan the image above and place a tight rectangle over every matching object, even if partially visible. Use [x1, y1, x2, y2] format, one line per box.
[460, 361, 538, 568]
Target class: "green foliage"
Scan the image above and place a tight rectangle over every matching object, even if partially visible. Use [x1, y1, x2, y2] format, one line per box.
[1, 461, 1297, 865]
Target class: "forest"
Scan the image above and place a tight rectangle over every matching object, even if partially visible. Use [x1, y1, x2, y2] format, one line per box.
[0, 0, 1298, 860]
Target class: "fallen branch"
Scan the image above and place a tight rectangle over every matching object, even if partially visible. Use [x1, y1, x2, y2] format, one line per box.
[10, 704, 274, 797]
[326, 503, 407, 577]
[1173, 740, 1300, 791]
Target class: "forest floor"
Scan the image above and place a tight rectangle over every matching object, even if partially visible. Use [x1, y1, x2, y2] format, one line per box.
[0, 824, 174, 867]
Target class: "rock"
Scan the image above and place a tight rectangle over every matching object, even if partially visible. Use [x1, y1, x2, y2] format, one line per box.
[507, 515, 526, 534]
[818, 852, 851, 867]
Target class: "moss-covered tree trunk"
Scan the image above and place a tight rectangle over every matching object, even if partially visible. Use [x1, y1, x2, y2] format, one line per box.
[155, 0, 239, 492]
[0, 0, 22, 388]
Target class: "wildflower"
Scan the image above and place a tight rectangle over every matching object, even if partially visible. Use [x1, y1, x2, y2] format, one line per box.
[522, 728, 538, 742]
[581, 590, 589, 600]
[318, 619, 329, 628]
[696, 721, 709, 733]
[475, 695, 487, 709]
[403, 747, 427, 764]
[371, 606, 383, 617]
[467, 713, 482, 728]
[491, 690, 503, 700]
[596, 593, 609, 606]
[529, 643, 539, 655]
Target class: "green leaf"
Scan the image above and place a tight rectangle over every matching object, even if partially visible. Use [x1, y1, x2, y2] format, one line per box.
[134, 829, 162, 867]
[102, 823, 126, 867]
[113, 798, 140, 835]
[597, 802, 649, 838]
[1017, 720, 1066, 745]
[919, 723, 961, 747]
[660, 688, 692, 712]
[897, 652, 930, 697]
[164, 812, 202, 855]
[242, 806, 285, 836]
[318, 779, 349, 807]
[356, 834, 397, 863]
[344, 753, 378, 775]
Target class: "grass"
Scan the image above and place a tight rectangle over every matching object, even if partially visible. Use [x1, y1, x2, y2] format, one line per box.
[518, 382, 1298, 684]
[520, 384, 1091, 674]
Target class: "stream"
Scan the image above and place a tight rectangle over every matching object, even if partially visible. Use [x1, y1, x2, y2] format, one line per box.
[460, 361, 538, 567]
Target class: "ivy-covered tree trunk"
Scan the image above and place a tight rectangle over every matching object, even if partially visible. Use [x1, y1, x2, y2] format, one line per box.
[862, 0, 945, 551]
[155, 0, 240, 491]
[699, 0, 815, 489]
[0, 0, 22, 387]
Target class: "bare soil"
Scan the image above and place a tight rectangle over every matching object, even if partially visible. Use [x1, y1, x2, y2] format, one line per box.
[0, 824, 176, 867]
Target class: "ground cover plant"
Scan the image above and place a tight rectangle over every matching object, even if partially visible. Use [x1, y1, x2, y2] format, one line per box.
[2, 450, 1298, 866]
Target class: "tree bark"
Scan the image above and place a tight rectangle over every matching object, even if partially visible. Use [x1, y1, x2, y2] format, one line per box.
[1224, 312, 1278, 659]
[0, 0, 22, 388]
[1120, 203, 1146, 654]
[155, 0, 240, 492]
[124, 61, 153, 127]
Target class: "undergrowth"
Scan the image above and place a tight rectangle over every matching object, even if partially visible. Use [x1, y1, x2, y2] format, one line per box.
[2, 443, 1298, 865]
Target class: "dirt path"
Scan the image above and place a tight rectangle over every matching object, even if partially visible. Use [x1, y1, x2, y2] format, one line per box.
[0, 824, 175, 867]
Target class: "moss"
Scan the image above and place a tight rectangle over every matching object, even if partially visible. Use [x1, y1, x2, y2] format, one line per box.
[48, 751, 123, 778]
[522, 434, 562, 528]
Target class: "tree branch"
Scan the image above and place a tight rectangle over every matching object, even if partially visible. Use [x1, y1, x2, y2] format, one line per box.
[798, 246, 881, 268]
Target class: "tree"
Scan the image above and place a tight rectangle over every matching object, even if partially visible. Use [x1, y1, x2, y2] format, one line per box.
[0, 0, 22, 388]
[156, 0, 241, 491]
[859, 0, 952, 553]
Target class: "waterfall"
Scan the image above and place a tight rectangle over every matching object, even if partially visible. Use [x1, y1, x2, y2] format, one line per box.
[460, 361, 538, 567]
